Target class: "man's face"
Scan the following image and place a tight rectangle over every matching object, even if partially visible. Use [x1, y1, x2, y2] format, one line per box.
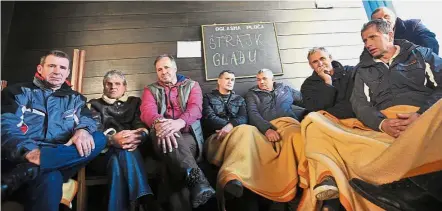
[371, 8, 396, 29]
[362, 26, 393, 59]
[217, 72, 235, 91]
[256, 72, 274, 91]
[37, 55, 70, 89]
[308, 50, 333, 75]
[104, 75, 126, 99]
[155, 57, 177, 84]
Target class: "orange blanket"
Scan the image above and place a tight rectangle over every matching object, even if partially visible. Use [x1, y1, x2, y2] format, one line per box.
[205, 117, 308, 208]
[298, 100, 442, 211]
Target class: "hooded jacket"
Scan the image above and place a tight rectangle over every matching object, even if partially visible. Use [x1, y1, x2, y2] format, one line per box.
[350, 39, 442, 131]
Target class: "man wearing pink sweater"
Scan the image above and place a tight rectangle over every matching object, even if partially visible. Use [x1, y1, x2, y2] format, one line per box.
[140, 54, 215, 211]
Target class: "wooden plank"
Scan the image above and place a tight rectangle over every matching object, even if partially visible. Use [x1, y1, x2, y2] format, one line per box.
[187, 7, 367, 26]
[4, 42, 178, 63]
[280, 45, 364, 63]
[14, 7, 367, 33]
[275, 19, 364, 35]
[277, 32, 362, 50]
[84, 57, 204, 77]
[328, 1, 364, 8]
[14, 1, 315, 18]
[13, 13, 189, 33]
[21, 26, 201, 49]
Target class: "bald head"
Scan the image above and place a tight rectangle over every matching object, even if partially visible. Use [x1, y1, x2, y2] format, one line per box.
[371, 7, 396, 30]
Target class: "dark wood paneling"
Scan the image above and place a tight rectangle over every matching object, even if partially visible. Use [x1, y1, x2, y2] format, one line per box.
[13, 7, 366, 33]
[1, 2, 15, 64]
[4, 42, 177, 64]
[19, 27, 200, 49]
[14, 2, 315, 18]
[3, 1, 366, 93]
[84, 57, 204, 77]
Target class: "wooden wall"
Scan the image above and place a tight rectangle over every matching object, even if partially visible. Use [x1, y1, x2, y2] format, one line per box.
[2, 1, 368, 99]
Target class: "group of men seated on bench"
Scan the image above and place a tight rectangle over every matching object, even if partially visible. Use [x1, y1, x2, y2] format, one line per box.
[1, 10, 442, 211]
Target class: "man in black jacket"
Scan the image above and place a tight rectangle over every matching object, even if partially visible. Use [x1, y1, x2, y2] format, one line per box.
[87, 70, 161, 211]
[349, 19, 442, 211]
[300, 47, 356, 208]
[371, 7, 439, 54]
[202, 70, 257, 210]
[301, 47, 355, 119]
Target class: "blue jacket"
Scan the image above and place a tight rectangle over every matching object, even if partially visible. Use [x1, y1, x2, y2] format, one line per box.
[245, 82, 304, 134]
[1, 76, 97, 162]
[395, 17, 439, 55]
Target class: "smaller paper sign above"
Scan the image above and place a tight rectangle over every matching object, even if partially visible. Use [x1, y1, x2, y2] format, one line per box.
[177, 41, 202, 58]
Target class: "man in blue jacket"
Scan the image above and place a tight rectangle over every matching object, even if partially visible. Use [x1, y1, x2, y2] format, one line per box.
[371, 7, 439, 54]
[1, 50, 106, 211]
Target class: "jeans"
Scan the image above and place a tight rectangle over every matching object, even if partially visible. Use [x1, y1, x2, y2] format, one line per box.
[88, 147, 153, 211]
[21, 131, 107, 211]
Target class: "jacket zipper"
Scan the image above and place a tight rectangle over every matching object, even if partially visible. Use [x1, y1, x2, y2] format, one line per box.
[168, 87, 175, 119]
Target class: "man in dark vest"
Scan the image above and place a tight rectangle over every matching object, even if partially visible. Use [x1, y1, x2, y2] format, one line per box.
[371, 7, 439, 54]
[140, 54, 215, 210]
[87, 70, 161, 211]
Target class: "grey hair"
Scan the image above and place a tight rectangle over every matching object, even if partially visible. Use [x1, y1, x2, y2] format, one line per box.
[257, 68, 274, 78]
[154, 54, 177, 69]
[361, 19, 391, 35]
[103, 70, 127, 86]
[307, 47, 332, 60]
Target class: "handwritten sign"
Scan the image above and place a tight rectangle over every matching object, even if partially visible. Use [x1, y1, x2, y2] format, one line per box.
[202, 22, 283, 81]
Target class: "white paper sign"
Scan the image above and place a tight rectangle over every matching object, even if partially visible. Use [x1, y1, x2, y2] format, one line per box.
[177, 41, 202, 58]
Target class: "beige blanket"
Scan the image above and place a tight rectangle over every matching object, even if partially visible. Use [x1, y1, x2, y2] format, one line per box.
[205, 117, 308, 205]
[298, 100, 442, 211]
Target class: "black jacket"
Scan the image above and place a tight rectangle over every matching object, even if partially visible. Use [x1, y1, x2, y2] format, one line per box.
[202, 90, 247, 137]
[301, 61, 356, 119]
[351, 39, 442, 131]
[88, 96, 147, 132]
[395, 17, 439, 55]
[245, 82, 304, 134]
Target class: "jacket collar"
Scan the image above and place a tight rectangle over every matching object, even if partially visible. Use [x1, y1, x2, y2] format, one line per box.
[157, 74, 188, 87]
[250, 82, 283, 92]
[33, 72, 73, 94]
[358, 39, 418, 67]
[309, 60, 345, 81]
[101, 94, 129, 104]
[394, 17, 406, 37]
[211, 89, 235, 96]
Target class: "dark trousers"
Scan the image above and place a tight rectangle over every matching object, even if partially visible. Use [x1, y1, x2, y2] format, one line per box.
[88, 147, 153, 211]
[14, 131, 107, 211]
[151, 132, 198, 181]
[151, 132, 198, 211]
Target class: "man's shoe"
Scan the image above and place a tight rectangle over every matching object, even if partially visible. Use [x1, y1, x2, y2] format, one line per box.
[224, 179, 243, 198]
[1, 162, 39, 201]
[313, 176, 339, 201]
[349, 178, 442, 211]
[185, 168, 215, 208]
